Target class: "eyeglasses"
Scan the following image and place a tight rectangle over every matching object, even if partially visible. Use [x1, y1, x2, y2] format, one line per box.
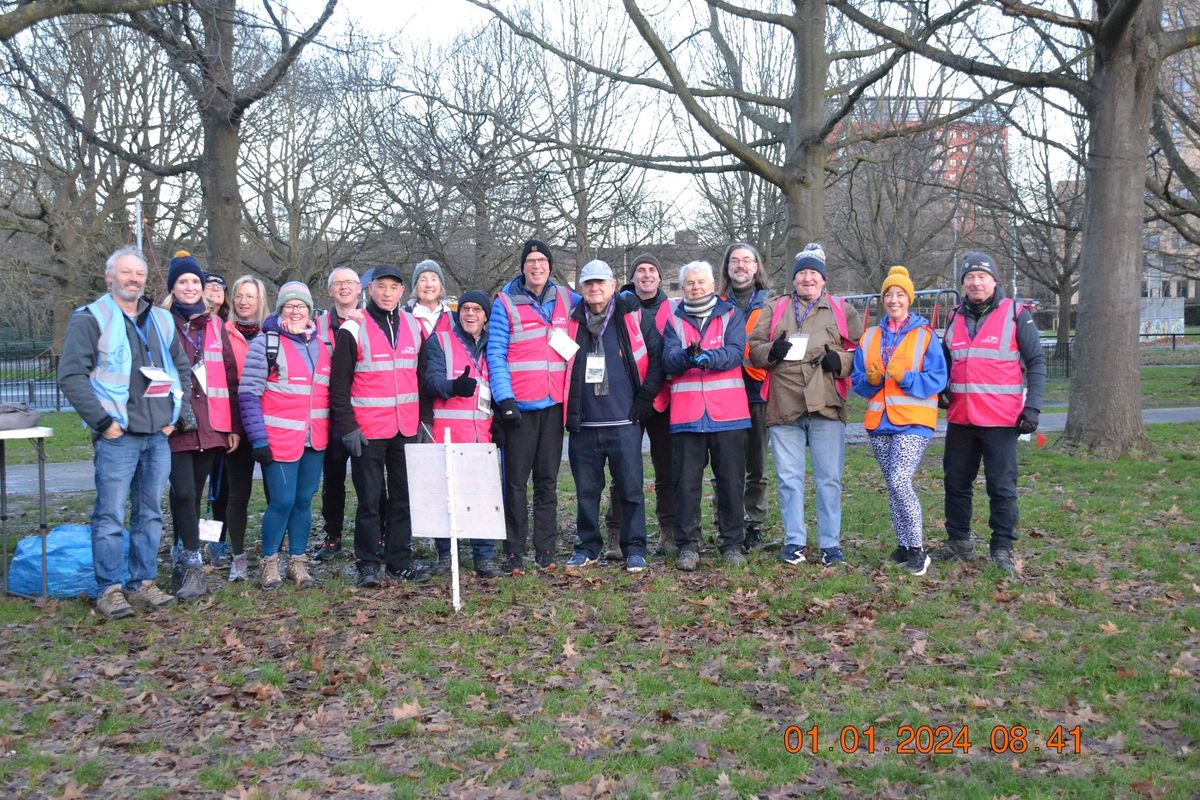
[330, 279, 359, 289]
[525, 257, 550, 266]
[728, 257, 757, 266]
[281, 303, 309, 313]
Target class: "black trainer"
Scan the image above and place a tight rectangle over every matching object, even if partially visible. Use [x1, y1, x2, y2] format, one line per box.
[312, 538, 342, 562]
[386, 564, 432, 583]
[890, 546, 908, 564]
[905, 547, 931, 576]
[930, 539, 976, 562]
[474, 559, 504, 579]
[990, 549, 1017, 574]
[356, 562, 382, 588]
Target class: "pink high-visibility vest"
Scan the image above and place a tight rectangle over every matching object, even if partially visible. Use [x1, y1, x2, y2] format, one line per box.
[668, 309, 750, 425]
[430, 331, 492, 444]
[498, 286, 572, 404]
[346, 311, 422, 439]
[760, 293, 854, 402]
[262, 335, 331, 461]
[202, 315, 233, 432]
[563, 309, 649, 423]
[946, 299, 1024, 427]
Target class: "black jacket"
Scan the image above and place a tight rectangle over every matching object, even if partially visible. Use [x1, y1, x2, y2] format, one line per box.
[565, 293, 665, 432]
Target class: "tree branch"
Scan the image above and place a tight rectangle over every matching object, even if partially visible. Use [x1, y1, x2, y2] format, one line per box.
[0, 0, 179, 40]
[234, 0, 338, 114]
[999, 0, 1096, 34]
[1095, 0, 1146, 50]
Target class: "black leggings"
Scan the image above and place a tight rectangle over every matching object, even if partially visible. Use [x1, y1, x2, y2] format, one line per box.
[169, 448, 220, 552]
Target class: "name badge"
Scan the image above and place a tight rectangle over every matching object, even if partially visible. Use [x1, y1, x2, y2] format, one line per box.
[784, 333, 809, 361]
[548, 328, 580, 360]
[585, 354, 606, 384]
[477, 382, 493, 416]
[140, 366, 174, 398]
[191, 361, 208, 394]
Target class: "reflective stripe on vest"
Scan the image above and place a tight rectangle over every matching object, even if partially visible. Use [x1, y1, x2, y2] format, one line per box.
[861, 325, 938, 430]
[347, 311, 421, 438]
[86, 295, 181, 427]
[262, 335, 331, 461]
[668, 309, 750, 425]
[946, 298, 1024, 426]
[761, 293, 853, 402]
[317, 311, 336, 356]
[652, 299, 676, 412]
[499, 286, 572, 403]
[224, 319, 250, 378]
[431, 330, 492, 444]
[201, 315, 232, 432]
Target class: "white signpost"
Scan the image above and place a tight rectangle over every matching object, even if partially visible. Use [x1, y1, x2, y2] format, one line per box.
[405, 436, 505, 611]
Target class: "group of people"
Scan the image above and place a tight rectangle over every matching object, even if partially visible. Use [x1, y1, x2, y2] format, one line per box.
[58, 240, 1044, 620]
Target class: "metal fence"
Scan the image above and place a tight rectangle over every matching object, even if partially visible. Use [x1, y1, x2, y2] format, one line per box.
[0, 341, 64, 411]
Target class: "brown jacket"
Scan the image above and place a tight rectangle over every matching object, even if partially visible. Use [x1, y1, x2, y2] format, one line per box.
[748, 292, 864, 425]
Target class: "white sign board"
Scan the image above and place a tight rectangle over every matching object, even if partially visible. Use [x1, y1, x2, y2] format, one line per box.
[405, 443, 505, 541]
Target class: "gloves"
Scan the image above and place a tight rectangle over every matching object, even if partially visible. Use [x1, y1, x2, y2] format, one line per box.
[692, 350, 713, 370]
[342, 428, 369, 458]
[865, 364, 884, 386]
[490, 418, 506, 449]
[498, 399, 522, 427]
[251, 444, 274, 466]
[176, 403, 197, 433]
[820, 346, 842, 375]
[630, 397, 655, 426]
[937, 389, 951, 410]
[1016, 407, 1039, 434]
[768, 336, 792, 363]
[886, 360, 907, 384]
[451, 366, 477, 398]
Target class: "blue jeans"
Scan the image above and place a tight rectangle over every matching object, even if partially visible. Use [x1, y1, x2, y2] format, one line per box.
[91, 431, 171, 591]
[769, 414, 846, 550]
[569, 424, 646, 558]
[261, 448, 324, 557]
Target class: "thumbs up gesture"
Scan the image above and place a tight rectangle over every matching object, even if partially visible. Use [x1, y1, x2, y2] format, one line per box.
[451, 365, 477, 398]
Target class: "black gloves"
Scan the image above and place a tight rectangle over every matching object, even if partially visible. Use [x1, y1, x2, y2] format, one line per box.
[686, 341, 702, 361]
[820, 346, 842, 375]
[176, 404, 197, 433]
[251, 445, 274, 466]
[451, 366, 477, 398]
[498, 399, 522, 427]
[768, 336, 792, 363]
[1016, 407, 1039, 434]
[937, 390, 951, 410]
[630, 397, 655, 426]
[342, 429, 369, 458]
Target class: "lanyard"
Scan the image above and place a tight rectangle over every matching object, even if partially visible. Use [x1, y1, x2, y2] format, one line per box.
[792, 294, 820, 329]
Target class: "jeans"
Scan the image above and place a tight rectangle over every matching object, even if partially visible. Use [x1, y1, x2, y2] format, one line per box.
[90, 432, 171, 591]
[351, 433, 416, 571]
[943, 422, 1019, 551]
[605, 409, 675, 539]
[261, 448, 325, 557]
[501, 405, 564, 559]
[672, 429, 746, 554]
[169, 448, 220, 552]
[570, 424, 646, 558]
[769, 414, 846, 550]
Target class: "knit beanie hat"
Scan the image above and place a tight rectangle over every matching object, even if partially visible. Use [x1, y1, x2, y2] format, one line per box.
[457, 290, 491, 315]
[880, 266, 915, 303]
[411, 259, 445, 288]
[276, 281, 314, 314]
[630, 253, 661, 279]
[960, 251, 999, 283]
[168, 250, 205, 291]
[520, 239, 553, 269]
[791, 242, 827, 280]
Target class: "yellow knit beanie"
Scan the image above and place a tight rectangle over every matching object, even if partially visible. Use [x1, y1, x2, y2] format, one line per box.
[880, 265, 914, 303]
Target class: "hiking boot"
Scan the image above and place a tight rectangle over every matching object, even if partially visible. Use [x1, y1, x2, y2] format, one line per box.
[386, 564, 432, 583]
[603, 528, 622, 561]
[890, 546, 908, 564]
[565, 552, 597, 570]
[534, 551, 558, 572]
[312, 538, 342, 563]
[655, 536, 679, 557]
[625, 554, 648, 573]
[474, 558, 503, 579]
[176, 563, 208, 601]
[432, 555, 453, 577]
[990, 549, 1017, 574]
[287, 555, 317, 589]
[259, 555, 283, 590]
[906, 547, 931, 577]
[931, 539, 976, 562]
[820, 547, 846, 567]
[742, 529, 765, 552]
[501, 553, 525, 576]
[356, 561, 382, 588]
[723, 550, 748, 568]
[127, 580, 176, 612]
[778, 544, 806, 565]
[95, 585, 134, 620]
[205, 541, 230, 568]
[228, 553, 249, 583]
[677, 549, 700, 572]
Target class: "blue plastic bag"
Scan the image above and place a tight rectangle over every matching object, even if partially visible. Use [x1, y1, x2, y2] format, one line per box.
[6, 524, 129, 599]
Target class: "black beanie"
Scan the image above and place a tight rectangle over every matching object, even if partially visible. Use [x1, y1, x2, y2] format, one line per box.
[168, 251, 205, 291]
[457, 290, 491, 314]
[520, 239, 553, 269]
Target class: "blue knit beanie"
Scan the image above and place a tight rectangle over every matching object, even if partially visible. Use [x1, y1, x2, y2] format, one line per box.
[168, 250, 205, 290]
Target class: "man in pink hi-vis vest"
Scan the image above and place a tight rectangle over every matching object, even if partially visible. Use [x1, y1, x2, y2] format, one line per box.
[932, 252, 1045, 575]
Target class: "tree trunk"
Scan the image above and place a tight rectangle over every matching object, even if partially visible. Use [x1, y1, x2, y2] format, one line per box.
[1055, 274, 1071, 354]
[197, 0, 241, 278]
[1060, 3, 1159, 458]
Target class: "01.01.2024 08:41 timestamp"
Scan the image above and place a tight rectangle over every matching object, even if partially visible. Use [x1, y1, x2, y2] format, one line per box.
[782, 724, 1083, 755]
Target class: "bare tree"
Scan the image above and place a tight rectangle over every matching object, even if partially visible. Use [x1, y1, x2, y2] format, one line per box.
[0, 0, 178, 40]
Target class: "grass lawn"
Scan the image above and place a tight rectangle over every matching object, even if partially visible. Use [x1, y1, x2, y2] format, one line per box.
[0, 424, 1197, 798]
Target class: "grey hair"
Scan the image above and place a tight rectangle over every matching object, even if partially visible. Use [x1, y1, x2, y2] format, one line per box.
[326, 266, 359, 288]
[678, 260, 715, 286]
[105, 245, 147, 277]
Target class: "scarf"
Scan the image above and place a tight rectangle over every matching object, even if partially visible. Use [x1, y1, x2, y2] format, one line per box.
[171, 299, 206, 320]
[683, 293, 717, 321]
[233, 319, 260, 339]
[585, 299, 616, 396]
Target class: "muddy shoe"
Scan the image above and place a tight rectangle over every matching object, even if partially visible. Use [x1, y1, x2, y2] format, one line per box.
[176, 563, 208, 601]
[95, 585, 134, 620]
[931, 539, 977, 562]
[603, 528, 622, 561]
[287, 555, 317, 589]
[127, 580, 176, 612]
[990, 549, 1017, 574]
[677, 549, 700, 572]
[228, 553, 249, 583]
[259, 554, 283, 590]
